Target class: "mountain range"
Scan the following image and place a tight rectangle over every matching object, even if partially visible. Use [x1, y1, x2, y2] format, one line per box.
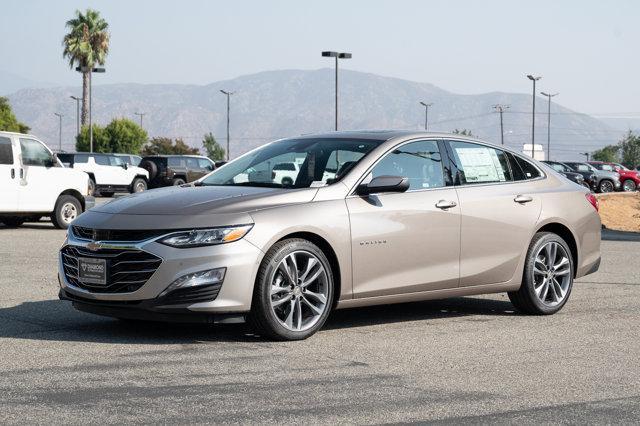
[5, 68, 624, 160]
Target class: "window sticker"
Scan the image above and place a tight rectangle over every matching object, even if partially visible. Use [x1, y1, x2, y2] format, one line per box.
[455, 147, 506, 183]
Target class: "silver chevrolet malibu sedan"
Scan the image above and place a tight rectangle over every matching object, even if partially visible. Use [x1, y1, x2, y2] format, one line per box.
[59, 131, 601, 340]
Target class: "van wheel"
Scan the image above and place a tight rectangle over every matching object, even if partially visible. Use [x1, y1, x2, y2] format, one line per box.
[172, 178, 186, 186]
[51, 195, 82, 229]
[508, 232, 574, 315]
[131, 178, 147, 193]
[1, 217, 26, 228]
[249, 238, 334, 341]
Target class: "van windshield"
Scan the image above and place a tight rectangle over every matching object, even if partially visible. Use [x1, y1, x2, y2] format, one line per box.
[199, 138, 382, 188]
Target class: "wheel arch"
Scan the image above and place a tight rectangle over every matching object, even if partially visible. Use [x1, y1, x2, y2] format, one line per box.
[57, 189, 85, 211]
[535, 222, 579, 277]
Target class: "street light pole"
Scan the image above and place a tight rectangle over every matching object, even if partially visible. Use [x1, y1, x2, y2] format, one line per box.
[526, 74, 542, 158]
[540, 91, 558, 160]
[134, 112, 146, 129]
[54, 112, 63, 151]
[493, 104, 510, 145]
[322, 51, 352, 131]
[582, 152, 590, 161]
[70, 96, 81, 137]
[419, 102, 433, 130]
[76, 66, 105, 153]
[220, 90, 235, 161]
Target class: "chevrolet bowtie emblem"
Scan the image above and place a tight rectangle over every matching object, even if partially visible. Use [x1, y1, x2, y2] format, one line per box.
[86, 242, 102, 252]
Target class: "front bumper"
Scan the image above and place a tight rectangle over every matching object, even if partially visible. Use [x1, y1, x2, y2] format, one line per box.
[58, 232, 264, 317]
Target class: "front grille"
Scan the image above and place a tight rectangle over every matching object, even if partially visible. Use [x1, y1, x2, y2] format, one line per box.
[71, 226, 168, 242]
[157, 284, 222, 306]
[61, 245, 162, 293]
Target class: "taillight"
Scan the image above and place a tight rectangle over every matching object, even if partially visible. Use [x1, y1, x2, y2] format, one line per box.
[585, 193, 599, 212]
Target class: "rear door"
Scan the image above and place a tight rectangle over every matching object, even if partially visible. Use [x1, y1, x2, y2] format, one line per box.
[186, 157, 203, 182]
[445, 140, 542, 287]
[0, 135, 19, 211]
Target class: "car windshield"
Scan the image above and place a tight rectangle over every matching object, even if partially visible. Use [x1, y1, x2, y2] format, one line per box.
[200, 138, 383, 188]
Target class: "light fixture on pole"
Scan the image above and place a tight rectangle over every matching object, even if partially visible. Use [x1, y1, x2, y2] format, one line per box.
[70, 96, 81, 137]
[76, 66, 105, 153]
[526, 74, 542, 158]
[540, 91, 558, 160]
[54, 112, 64, 151]
[582, 152, 590, 161]
[321, 51, 352, 131]
[220, 90, 235, 161]
[419, 102, 433, 131]
[134, 112, 146, 129]
[493, 104, 510, 145]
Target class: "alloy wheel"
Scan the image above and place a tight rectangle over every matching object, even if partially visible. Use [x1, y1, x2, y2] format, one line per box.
[623, 180, 636, 192]
[61, 202, 78, 224]
[532, 241, 571, 307]
[269, 250, 329, 332]
[600, 180, 614, 193]
[134, 181, 146, 192]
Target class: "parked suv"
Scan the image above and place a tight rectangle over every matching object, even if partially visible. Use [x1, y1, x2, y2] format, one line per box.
[57, 153, 149, 196]
[541, 160, 590, 189]
[0, 131, 93, 229]
[588, 161, 640, 192]
[139, 155, 215, 188]
[564, 161, 620, 193]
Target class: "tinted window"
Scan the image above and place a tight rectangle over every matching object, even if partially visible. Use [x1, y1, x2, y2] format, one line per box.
[19, 138, 53, 167]
[186, 157, 199, 169]
[109, 155, 125, 166]
[448, 141, 512, 184]
[198, 158, 214, 170]
[549, 163, 566, 173]
[74, 154, 88, 163]
[168, 157, 183, 167]
[93, 155, 110, 166]
[512, 155, 541, 180]
[0, 137, 13, 165]
[566, 163, 590, 172]
[372, 140, 444, 190]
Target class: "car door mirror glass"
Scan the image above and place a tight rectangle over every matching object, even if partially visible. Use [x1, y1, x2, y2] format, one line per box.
[357, 175, 409, 195]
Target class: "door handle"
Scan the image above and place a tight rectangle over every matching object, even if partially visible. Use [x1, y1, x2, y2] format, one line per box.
[10, 169, 15, 179]
[514, 195, 533, 204]
[435, 200, 457, 209]
[20, 168, 24, 179]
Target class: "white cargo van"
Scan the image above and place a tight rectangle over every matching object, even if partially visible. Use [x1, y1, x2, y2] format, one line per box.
[0, 131, 94, 229]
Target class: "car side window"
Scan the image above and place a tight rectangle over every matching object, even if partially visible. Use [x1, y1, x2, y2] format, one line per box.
[19, 138, 54, 167]
[197, 158, 214, 170]
[109, 155, 125, 166]
[512, 155, 541, 180]
[371, 140, 444, 190]
[168, 157, 182, 167]
[94, 155, 110, 166]
[186, 157, 199, 169]
[74, 154, 88, 163]
[447, 141, 512, 184]
[0, 136, 13, 165]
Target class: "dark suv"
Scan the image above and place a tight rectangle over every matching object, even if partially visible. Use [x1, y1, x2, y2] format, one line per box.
[140, 155, 215, 188]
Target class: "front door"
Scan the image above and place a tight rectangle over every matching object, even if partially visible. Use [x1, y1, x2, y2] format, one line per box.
[0, 135, 19, 212]
[17, 137, 61, 212]
[347, 139, 461, 298]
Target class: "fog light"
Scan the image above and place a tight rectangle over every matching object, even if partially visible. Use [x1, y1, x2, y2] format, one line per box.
[159, 268, 226, 297]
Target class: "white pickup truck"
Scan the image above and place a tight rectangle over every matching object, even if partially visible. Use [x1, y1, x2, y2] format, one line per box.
[57, 152, 149, 196]
[0, 131, 94, 229]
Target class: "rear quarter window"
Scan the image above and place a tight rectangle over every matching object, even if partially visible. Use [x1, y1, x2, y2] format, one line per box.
[0, 136, 13, 165]
[512, 155, 542, 180]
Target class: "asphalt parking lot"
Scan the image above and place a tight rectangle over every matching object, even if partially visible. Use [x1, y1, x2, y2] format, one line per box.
[1, 217, 639, 423]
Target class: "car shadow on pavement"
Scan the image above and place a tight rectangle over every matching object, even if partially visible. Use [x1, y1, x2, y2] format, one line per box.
[0, 296, 516, 344]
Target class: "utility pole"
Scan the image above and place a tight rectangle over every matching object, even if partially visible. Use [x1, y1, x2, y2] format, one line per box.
[419, 102, 433, 130]
[54, 112, 63, 151]
[70, 96, 81, 137]
[582, 152, 590, 161]
[493, 104, 510, 145]
[220, 90, 235, 161]
[321, 51, 352, 130]
[134, 112, 146, 129]
[540, 92, 558, 160]
[526, 74, 542, 158]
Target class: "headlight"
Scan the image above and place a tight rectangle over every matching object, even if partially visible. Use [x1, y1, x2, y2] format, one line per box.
[159, 225, 253, 248]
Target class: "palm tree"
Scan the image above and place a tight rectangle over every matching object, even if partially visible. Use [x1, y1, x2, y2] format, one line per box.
[62, 9, 110, 125]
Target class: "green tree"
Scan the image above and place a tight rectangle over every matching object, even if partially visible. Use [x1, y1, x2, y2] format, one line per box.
[62, 9, 110, 125]
[592, 144, 620, 163]
[75, 124, 109, 152]
[141, 137, 200, 156]
[202, 132, 225, 161]
[75, 118, 146, 153]
[619, 131, 640, 168]
[0, 97, 30, 133]
[453, 129, 474, 136]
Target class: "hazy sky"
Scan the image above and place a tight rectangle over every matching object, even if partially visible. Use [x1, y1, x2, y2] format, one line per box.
[2, 0, 639, 114]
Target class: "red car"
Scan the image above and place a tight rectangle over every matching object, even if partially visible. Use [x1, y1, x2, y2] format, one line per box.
[588, 161, 640, 192]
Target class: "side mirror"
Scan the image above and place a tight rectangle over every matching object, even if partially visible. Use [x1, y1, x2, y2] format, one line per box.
[356, 175, 410, 196]
[121, 163, 128, 170]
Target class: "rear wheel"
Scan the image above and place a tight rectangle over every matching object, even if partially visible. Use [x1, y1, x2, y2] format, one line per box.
[1, 217, 26, 228]
[622, 179, 637, 192]
[51, 195, 82, 229]
[508, 232, 574, 315]
[131, 177, 147, 193]
[88, 178, 96, 196]
[249, 238, 334, 340]
[172, 177, 186, 186]
[598, 179, 614, 193]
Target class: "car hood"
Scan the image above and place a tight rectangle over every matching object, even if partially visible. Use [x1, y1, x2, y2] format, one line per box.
[91, 185, 318, 216]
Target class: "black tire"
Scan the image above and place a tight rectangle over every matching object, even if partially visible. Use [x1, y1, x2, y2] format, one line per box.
[622, 179, 637, 192]
[88, 178, 96, 196]
[140, 160, 158, 180]
[172, 177, 186, 186]
[130, 177, 147, 193]
[50, 195, 82, 229]
[508, 232, 574, 315]
[1, 217, 26, 228]
[598, 179, 614, 193]
[281, 177, 294, 187]
[249, 238, 335, 341]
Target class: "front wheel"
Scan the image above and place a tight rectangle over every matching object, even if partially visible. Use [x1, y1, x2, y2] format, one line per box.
[51, 195, 82, 229]
[508, 232, 574, 315]
[131, 177, 147, 193]
[622, 179, 637, 192]
[172, 178, 186, 186]
[598, 179, 614, 193]
[249, 238, 334, 341]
